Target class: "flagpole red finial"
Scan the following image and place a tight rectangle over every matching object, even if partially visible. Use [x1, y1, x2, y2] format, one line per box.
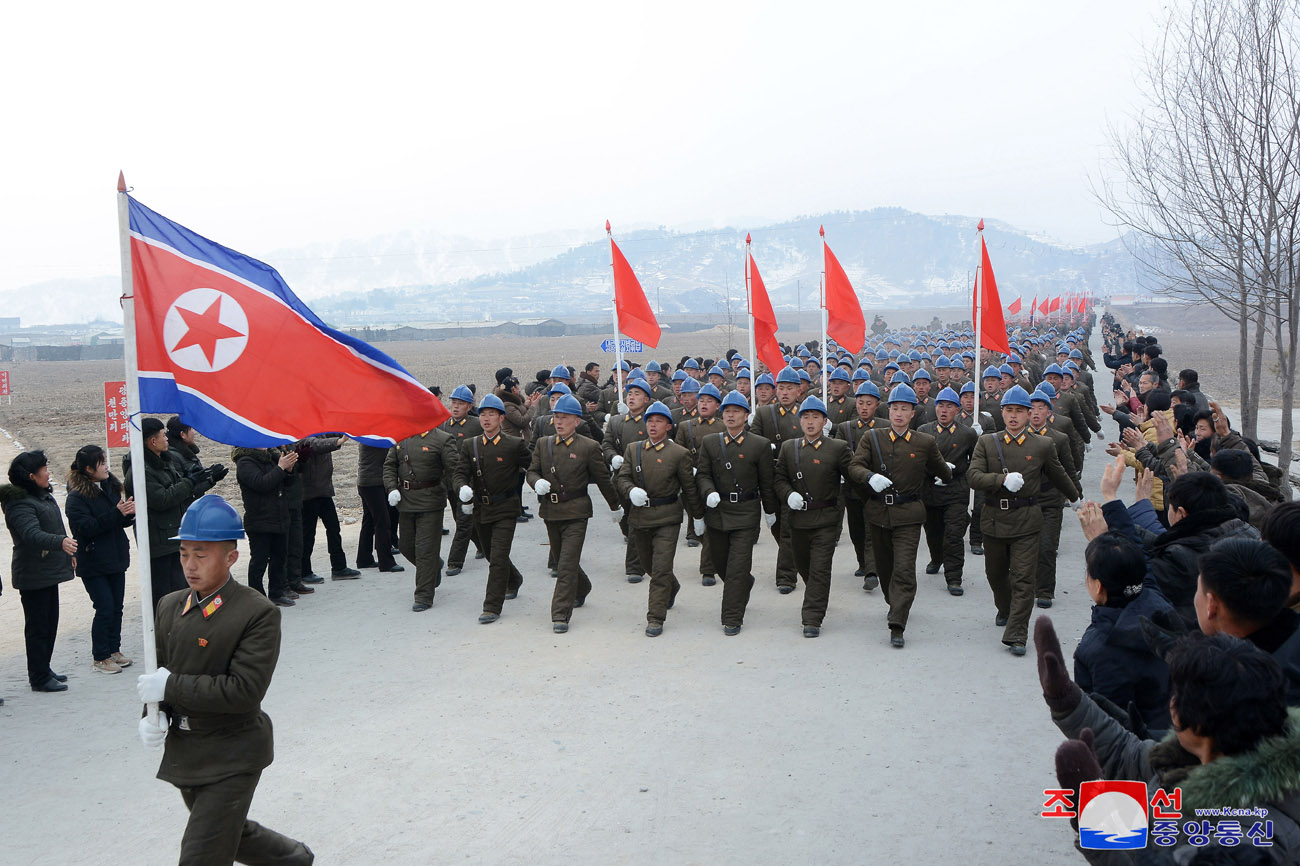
[819, 225, 825, 237]
[117, 171, 126, 193]
[977, 218, 984, 232]
[605, 220, 611, 234]
[745, 232, 751, 244]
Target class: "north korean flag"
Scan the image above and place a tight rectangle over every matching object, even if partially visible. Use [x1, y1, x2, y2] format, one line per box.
[128, 196, 448, 447]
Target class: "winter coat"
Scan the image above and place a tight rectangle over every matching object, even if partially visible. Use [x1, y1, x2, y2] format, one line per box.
[356, 442, 389, 488]
[1121, 410, 1173, 510]
[1103, 499, 1259, 630]
[232, 448, 292, 534]
[1226, 481, 1277, 530]
[1074, 580, 1175, 733]
[492, 386, 531, 442]
[1247, 609, 1300, 707]
[64, 470, 133, 578]
[1052, 696, 1300, 865]
[123, 448, 197, 558]
[296, 436, 344, 500]
[166, 431, 204, 476]
[0, 483, 75, 591]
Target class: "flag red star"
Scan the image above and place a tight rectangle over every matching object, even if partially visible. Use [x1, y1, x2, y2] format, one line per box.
[171, 296, 245, 366]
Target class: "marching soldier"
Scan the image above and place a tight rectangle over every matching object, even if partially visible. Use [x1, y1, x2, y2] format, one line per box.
[604, 377, 653, 582]
[1035, 381, 1085, 485]
[734, 367, 752, 402]
[644, 360, 673, 403]
[135, 495, 313, 866]
[919, 386, 978, 596]
[824, 368, 855, 425]
[671, 377, 701, 426]
[1043, 363, 1097, 449]
[676, 382, 724, 584]
[752, 372, 776, 408]
[529, 382, 603, 444]
[441, 384, 482, 577]
[749, 367, 804, 593]
[966, 385, 1079, 655]
[696, 391, 778, 634]
[452, 394, 531, 624]
[616, 401, 705, 636]
[847, 384, 953, 648]
[911, 369, 936, 428]
[384, 414, 459, 612]
[978, 366, 1005, 430]
[774, 396, 854, 638]
[1027, 388, 1082, 609]
[833, 380, 884, 592]
[527, 394, 622, 632]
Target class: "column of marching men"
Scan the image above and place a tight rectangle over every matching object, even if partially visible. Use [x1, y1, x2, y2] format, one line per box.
[373, 318, 1105, 652]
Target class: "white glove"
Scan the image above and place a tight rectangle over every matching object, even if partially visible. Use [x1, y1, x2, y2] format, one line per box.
[1004, 471, 1025, 493]
[764, 512, 777, 528]
[691, 467, 697, 476]
[534, 479, 551, 496]
[610, 506, 624, 524]
[946, 462, 956, 472]
[770, 442, 777, 451]
[458, 485, 474, 503]
[462, 502, 474, 515]
[617, 402, 629, 414]
[610, 455, 624, 470]
[869, 474, 893, 493]
[787, 491, 806, 510]
[822, 420, 833, 436]
[692, 518, 705, 535]
[629, 487, 650, 507]
[971, 422, 983, 435]
[1095, 431, 1106, 440]
[135, 666, 171, 704]
[387, 489, 401, 507]
[934, 477, 947, 487]
[138, 713, 169, 749]
[705, 492, 721, 509]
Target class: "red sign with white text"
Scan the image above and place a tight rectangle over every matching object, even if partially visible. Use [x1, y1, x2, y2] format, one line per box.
[105, 381, 129, 448]
[0, 370, 9, 396]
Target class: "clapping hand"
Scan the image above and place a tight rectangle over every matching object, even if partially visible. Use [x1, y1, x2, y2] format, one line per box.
[1100, 454, 1126, 501]
[1134, 468, 1155, 503]
[1120, 427, 1146, 452]
[1076, 501, 1108, 541]
[117, 496, 136, 517]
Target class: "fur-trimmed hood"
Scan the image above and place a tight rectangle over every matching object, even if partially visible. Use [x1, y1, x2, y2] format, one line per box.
[65, 469, 122, 499]
[230, 446, 277, 463]
[0, 482, 28, 506]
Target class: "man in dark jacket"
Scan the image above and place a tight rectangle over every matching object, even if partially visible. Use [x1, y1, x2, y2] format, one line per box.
[355, 442, 400, 574]
[296, 436, 359, 581]
[165, 417, 229, 490]
[232, 446, 299, 606]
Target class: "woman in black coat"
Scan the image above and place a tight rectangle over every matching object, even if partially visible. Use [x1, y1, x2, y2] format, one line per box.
[65, 445, 136, 674]
[1, 450, 77, 692]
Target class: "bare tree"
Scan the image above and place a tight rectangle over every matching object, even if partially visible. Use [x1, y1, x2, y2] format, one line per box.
[1097, 0, 1300, 477]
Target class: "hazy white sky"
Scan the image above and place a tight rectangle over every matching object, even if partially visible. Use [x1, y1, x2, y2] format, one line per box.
[0, 0, 1164, 294]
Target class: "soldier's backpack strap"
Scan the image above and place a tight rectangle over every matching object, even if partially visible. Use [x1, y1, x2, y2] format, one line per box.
[545, 435, 566, 495]
[769, 405, 781, 441]
[791, 439, 815, 501]
[471, 435, 484, 492]
[869, 428, 887, 475]
[718, 431, 746, 495]
[992, 432, 1009, 473]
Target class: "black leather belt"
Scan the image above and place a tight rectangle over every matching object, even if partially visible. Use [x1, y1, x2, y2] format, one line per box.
[873, 491, 920, 505]
[805, 498, 838, 510]
[647, 495, 679, 507]
[400, 479, 440, 490]
[479, 493, 514, 505]
[998, 496, 1038, 510]
[547, 491, 589, 503]
[725, 490, 761, 503]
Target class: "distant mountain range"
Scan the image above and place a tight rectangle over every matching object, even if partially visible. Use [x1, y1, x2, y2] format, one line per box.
[0, 209, 1141, 326]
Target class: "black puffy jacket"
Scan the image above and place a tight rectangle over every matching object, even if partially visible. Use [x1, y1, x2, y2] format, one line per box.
[232, 448, 292, 533]
[64, 470, 133, 578]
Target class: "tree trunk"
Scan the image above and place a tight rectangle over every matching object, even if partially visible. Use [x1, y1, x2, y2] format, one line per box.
[1238, 292, 1252, 430]
[1246, 300, 1268, 441]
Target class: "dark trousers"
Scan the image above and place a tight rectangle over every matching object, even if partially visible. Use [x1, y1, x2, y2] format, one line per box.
[707, 523, 760, 626]
[176, 772, 312, 866]
[1036, 505, 1064, 600]
[969, 492, 985, 545]
[246, 532, 287, 598]
[478, 516, 524, 615]
[447, 498, 482, 568]
[620, 500, 644, 576]
[301, 496, 345, 575]
[770, 505, 798, 587]
[984, 531, 1040, 646]
[632, 522, 681, 625]
[924, 498, 970, 585]
[356, 485, 396, 569]
[20, 584, 60, 687]
[284, 505, 303, 585]
[791, 523, 839, 627]
[81, 572, 125, 661]
[844, 498, 877, 575]
[547, 519, 591, 623]
[868, 522, 923, 631]
[400, 509, 444, 605]
[151, 552, 187, 613]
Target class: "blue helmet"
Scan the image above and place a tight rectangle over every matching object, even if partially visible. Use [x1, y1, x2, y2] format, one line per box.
[645, 360, 662, 373]
[854, 381, 881, 399]
[735, 367, 752, 380]
[1043, 363, 1065, 377]
[698, 383, 723, 402]
[756, 372, 776, 388]
[982, 365, 1001, 380]
[829, 367, 851, 383]
[548, 382, 572, 396]
[1029, 389, 1054, 406]
[172, 494, 246, 541]
[720, 390, 751, 412]
[934, 356, 950, 369]
[935, 386, 961, 405]
[645, 400, 673, 422]
[912, 368, 932, 382]
[960, 381, 977, 395]
[627, 368, 647, 381]
[798, 395, 828, 416]
[883, 362, 900, 375]
[788, 357, 806, 370]
[1037, 381, 1057, 398]
[680, 377, 701, 394]
[776, 367, 801, 385]
[618, 359, 631, 372]
[851, 368, 870, 382]
[708, 365, 727, 377]
[1000, 385, 1032, 408]
[450, 384, 474, 403]
[552, 394, 583, 416]
[683, 358, 701, 370]
[907, 350, 922, 362]
[1008, 354, 1023, 365]
[479, 394, 506, 414]
[550, 364, 571, 380]
[889, 371, 912, 387]
[671, 369, 688, 382]
[797, 346, 812, 358]
[796, 369, 812, 383]
[888, 384, 918, 405]
[626, 379, 653, 398]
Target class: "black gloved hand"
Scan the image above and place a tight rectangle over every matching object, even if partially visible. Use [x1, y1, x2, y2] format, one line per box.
[207, 463, 229, 484]
[1055, 728, 1102, 830]
[1089, 692, 1151, 741]
[1139, 607, 1189, 661]
[1034, 616, 1082, 714]
[184, 463, 208, 485]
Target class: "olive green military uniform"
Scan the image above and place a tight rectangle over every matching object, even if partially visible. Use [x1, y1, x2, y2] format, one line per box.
[824, 393, 855, 426]
[530, 411, 603, 446]
[749, 402, 803, 590]
[833, 416, 883, 583]
[616, 438, 704, 628]
[967, 429, 1078, 648]
[774, 435, 853, 628]
[918, 420, 978, 589]
[1054, 386, 1099, 445]
[671, 405, 700, 427]
[959, 407, 996, 549]
[603, 411, 650, 579]
[152, 577, 312, 866]
[696, 429, 778, 627]
[1028, 423, 1082, 603]
[440, 415, 483, 571]
[384, 429, 459, 608]
[675, 415, 723, 579]
[912, 397, 937, 429]
[979, 393, 1006, 431]
[527, 433, 620, 625]
[1050, 410, 1085, 480]
[453, 432, 531, 616]
[847, 427, 953, 634]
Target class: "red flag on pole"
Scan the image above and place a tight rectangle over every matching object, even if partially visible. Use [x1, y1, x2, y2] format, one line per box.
[1007, 296, 1022, 315]
[1038, 296, 1051, 315]
[748, 249, 785, 375]
[610, 237, 661, 348]
[1048, 296, 1062, 313]
[821, 230, 865, 353]
[972, 236, 1012, 355]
